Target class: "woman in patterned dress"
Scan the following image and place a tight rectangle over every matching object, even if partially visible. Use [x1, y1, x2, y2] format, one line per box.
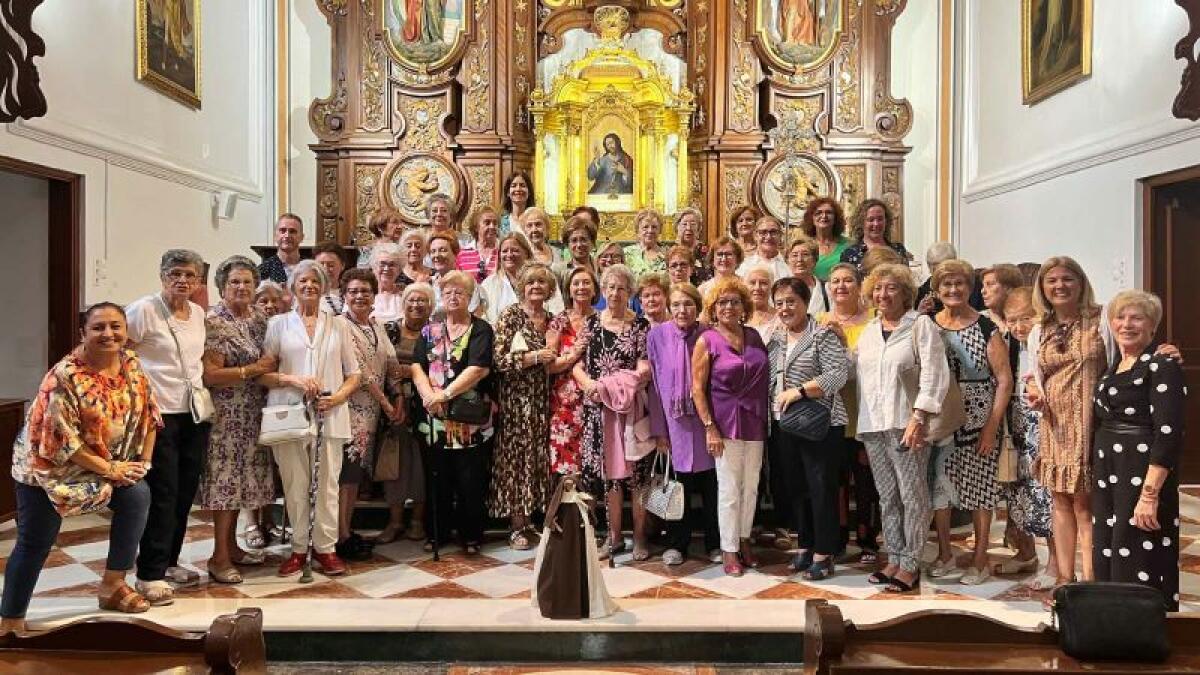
[199, 257, 277, 584]
[573, 264, 653, 560]
[490, 264, 559, 549]
[929, 259, 1012, 586]
[547, 266, 598, 478]
[674, 208, 712, 286]
[337, 268, 405, 560]
[622, 208, 668, 280]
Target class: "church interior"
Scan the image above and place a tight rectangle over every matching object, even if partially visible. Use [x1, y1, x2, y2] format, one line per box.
[2, 0, 1200, 671]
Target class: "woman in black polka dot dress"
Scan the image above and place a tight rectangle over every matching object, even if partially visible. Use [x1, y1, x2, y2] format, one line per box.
[1091, 290, 1186, 611]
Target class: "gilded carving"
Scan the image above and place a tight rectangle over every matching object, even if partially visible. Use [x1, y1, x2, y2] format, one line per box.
[311, 75, 348, 138]
[689, 168, 703, 208]
[397, 95, 447, 152]
[881, 165, 903, 232]
[882, 165, 900, 194]
[359, 0, 386, 131]
[834, 31, 861, 130]
[319, 0, 348, 17]
[319, 165, 339, 241]
[770, 97, 823, 154]
[466, 164, 497, 213]
[463, 0, 491, 133]
[835, 164, 866, 215]
[695, 24, 707, 73]
[723, 165, 754, 215]
[875, 0, 902, 16]
[354, 164, 383, 245]
[873, 71, 913, 139]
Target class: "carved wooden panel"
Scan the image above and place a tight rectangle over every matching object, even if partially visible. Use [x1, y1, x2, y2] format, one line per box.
[0, 0, 48, 123]
[353, 164, 384, 245]
[1175, 0, 1200, 121]
[395, 94, 448, 153]
[317, 163, 340, 243]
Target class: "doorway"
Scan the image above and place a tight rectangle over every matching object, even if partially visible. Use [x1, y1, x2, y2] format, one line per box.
[1143, 166, 1200, 484]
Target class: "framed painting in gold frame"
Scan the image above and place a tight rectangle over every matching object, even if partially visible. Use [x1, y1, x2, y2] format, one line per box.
[382, 0, 474, 74]
[1021, 0, 1091, 105]
[136, 0, 202, 109]
[751, 0, 845, 74]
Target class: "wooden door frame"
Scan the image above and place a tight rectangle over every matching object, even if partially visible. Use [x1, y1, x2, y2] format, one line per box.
[0, 155, 83, 365]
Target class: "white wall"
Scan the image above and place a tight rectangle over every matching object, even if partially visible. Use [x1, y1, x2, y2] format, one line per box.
[0, 172, 49, 399]
[891, 0, 941, 263]
[0, 0, 275, 305]
[955, 0, 1200, 300]
[285, 0, 331, 228]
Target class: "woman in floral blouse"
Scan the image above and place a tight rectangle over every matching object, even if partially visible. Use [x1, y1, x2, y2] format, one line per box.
[622, 208, 668, 279]
[547, 266, 598, 478]
[2, 303, 160, 631]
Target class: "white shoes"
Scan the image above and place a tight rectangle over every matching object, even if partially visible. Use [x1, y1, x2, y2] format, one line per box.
[960, 566, 992, 585]
[928, 557, 960, 578]
[134, 579, 174, 606]
[662, 549, 684, 566]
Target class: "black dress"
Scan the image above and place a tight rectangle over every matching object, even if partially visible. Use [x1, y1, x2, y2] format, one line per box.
[1091, 345, 1186, 611]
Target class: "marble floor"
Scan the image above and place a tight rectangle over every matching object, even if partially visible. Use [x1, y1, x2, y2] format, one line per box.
[3, 489, 1198, 635]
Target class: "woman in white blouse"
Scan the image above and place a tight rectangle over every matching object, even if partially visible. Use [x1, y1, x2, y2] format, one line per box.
[481, 232, 563, 324]
[370, 243, 405, 323]
[259, 260, 362, 578]
[854, 263, 950, 594]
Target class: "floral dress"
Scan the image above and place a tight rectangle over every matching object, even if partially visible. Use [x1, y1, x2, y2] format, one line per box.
[548, 311, 588, 476]
[1004, 339, 1052, 537]
[579, 314, 651, 493]
[488, 304, 552, 518]
[197, 303, 274, 510]
[413, 317, 495, 449]
[938, 315, 1000, 511]
[623, 244, 668, 279]
[690, 243, 713, 286]
[342, 315, 404, 481]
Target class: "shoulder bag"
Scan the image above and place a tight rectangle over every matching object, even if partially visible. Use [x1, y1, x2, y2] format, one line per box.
[1052, 582, 1170, 662]
[899, 319, 966, 443]
[258, 314, 329, 446]
[643, 452, 685, 521]
[155, 296, 215, 424]
[776, 329, 832, 441]
[438, 318, 492, 426]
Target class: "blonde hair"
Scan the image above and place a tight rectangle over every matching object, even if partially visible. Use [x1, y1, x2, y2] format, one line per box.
[861, 246, 903, 275]
[637, 272, 670, 298]
[1107, 290, 1163, 332]
[863, 263, 917, 311]
[703, 275, 752, 323]
[669, 282, 703, 312]
[438, 270, 476, 298]
[930, 259, 977, 295]
[1003, 286, 1034, 317]
[515, 262, 555, 298]
[635, 207, 665, 231]
[1032, 255, 1097, 325]
[518, 207, 549, 229]
[786, 237, 819, 261]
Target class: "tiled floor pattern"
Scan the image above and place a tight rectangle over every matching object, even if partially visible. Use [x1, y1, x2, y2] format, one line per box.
[4, 489, 1199, 633]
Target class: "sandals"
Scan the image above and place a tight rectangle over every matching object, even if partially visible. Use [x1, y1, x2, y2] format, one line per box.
[960, 566, 991, 586]
[772, 528, 794, 551]
[802, 558, 835, 582]
[928, 557, 959, 578]
[98, 584, 150, 614]
[206, 563, 244, 585]
[995, 556, 1039, 575]
[243, 524, 266, 549]
[883, 574, 921, 594]
[867, 570, 893, 585]
[859, 550, 879, 565]
[509, 529, 533, 551]
[231, 549, 266, 566]
[134, 579, 174, 607]
[375, 525, 402, 545]
[724, 560, 745, 577]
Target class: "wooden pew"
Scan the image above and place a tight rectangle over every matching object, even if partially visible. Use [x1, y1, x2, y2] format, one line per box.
[0, 607, 265, 674]
[803, 599, 1200, 674]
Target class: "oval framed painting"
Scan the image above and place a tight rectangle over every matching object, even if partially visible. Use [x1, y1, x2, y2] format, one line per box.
[383, 0, 474, 74]
[381, 153, 466, 226]
[751, 0, 845, 74]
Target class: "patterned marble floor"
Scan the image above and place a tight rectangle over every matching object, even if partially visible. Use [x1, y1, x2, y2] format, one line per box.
[4, 488, 1199, 633]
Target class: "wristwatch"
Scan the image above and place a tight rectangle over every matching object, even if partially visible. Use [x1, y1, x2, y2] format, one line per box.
[703, 419, 716, 430]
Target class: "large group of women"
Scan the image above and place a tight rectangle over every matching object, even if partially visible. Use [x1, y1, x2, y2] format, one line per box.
[0, 175, 1187, 631]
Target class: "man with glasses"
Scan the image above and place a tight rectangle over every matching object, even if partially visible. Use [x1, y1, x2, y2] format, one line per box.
[259, 214, 306, 284]
[737, 216, 791, 282]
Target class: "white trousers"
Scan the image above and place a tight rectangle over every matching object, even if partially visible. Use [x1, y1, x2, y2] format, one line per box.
[273, 437, 344, 555]
[714, 438, 765, 553]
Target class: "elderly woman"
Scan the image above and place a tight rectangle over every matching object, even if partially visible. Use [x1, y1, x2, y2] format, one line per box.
[255, 280, 290, 317]
[198, 257, 276, 584]
[1, 303, 157, 630]
[259, 261, 362, 577]
[728, 205, 761, 258]
[593, 242, 641, 314]
[801, 197, 850, 281]
[500, 170, 534, 234]
[377, 282, 434, 543]
[817, 263, 879, 563]
[927, 259, 1012, 585]
[692, 277, 770, 576]
[698, 236, 744, 300]
[855, 263, 950, 594]
[786, 238, 829, 316]
[638, 272, 670, 326]
[370, 242, 406, 323]
[548, 267, 598, 478]
[482, 232, 563, 323]
[839, 199, 909, 272]
[458, 207, 500, 283]
[738, 216, 790, 281]
[556, 215, 598, 277]
[574, 264, 653, 560]
[675, 207, 712, 285]
[768, 277, 849, 580]
[1092, 290, 1185, 610]
[412, 271, 495, 555]
[426, 193, 457, 240]
[979, 263, 1025, 334]
[429, 233, 485, 315]
[357, 208, 404, 269]
[337, 268, 405, 561]
[861, 246, 904, 277]
[745, 264, 780, 343]
[398, 228, 432, 287]
[519, 207, 562, 266]
[126, 249, 209, 605]
[248, 280, 289, 546]
[490, 264, 559, 549]
[623, 208, 668, 279]
[666, 245, 696, 288]
[648, 282, 720, 566]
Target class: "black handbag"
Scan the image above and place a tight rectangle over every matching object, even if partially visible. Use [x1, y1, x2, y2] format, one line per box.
[1052, 582, 1170, 662]
[443, 390, 491, 426]
[778, 397, 831, 441]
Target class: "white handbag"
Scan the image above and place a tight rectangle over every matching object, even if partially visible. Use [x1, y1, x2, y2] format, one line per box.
[644, 452, 685, 521]
[258, 403, 315, 446]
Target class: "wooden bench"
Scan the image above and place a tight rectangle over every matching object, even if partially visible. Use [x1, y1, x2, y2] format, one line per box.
[803, 599, 1200, 674]
[0, 607, 265, 674]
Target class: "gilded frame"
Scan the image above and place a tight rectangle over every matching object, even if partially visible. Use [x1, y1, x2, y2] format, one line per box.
[750, 0, 845, 74]
[1021, 0, 1092, 105]
[135, 0, 202, 109]
[381, 0, 474, 75]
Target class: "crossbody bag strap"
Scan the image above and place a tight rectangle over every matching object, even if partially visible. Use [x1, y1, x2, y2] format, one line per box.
[155, 295, 197, 391]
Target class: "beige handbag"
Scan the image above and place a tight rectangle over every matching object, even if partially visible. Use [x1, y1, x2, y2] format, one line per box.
[995, 433, 1018, 483]
[898, 320, 967, 444]
[374, 424, 404, 482]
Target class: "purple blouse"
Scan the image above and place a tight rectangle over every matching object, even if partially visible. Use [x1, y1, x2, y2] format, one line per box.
[701, 327, 769, 442]
[647, 322, 712, 473]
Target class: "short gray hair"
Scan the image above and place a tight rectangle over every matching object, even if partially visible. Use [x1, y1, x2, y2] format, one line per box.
[370, 242, 404, 267]
[425, 193, 453, 219]
[214, 255, 259, 293]
[600, 263, 635, 293]
[401, 281, 435, 306]
[159, 249, 205, 276]
[926, 242, 958, 268]
[674, 206, 703, 228]
[288, 259, 330, 296]
[255, 280, 285, 299]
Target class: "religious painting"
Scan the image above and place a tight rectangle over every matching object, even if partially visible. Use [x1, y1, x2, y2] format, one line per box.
[584, 116, 638, 212]
[756, 154, 836, 229]
[754, 0, 843, 72]
[136, 0, 201, 109]
[383, 0, 471, 71]
[1022, 0, 1092, 104]
[381, 153, 464, 225]
[587, 133, 635, 196]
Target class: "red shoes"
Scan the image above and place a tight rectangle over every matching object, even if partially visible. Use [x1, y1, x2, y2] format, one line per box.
[312, 552, 347, 576]
[278, 553, 306, 577]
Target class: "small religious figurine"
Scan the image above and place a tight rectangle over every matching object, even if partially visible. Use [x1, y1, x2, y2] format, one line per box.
[587, 133, 634, 196]
[530, 475, 616, 620]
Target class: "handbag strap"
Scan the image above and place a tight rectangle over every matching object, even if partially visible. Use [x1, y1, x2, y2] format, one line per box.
[154, 295, 198, 392]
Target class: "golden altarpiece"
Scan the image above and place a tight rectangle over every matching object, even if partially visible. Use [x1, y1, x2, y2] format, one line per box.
[309, 0, 913, 244]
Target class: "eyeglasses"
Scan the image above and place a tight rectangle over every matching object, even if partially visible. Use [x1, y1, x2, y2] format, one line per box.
[714, 250, 737, 258]
[344, 288, 373, 296]
[814, 209, 835, 218]
[442, 288, 467, 298]
[757, 229, 782, 238]
[716, 298, 743, 307]
[668, 261, 690, 270]
[376, 261, 399, 270]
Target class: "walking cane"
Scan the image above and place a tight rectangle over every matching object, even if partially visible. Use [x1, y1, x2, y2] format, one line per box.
[426, 410, 440, 563]
[299, 395, 327, 584]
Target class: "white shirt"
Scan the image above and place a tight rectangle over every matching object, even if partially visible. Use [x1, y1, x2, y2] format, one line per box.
[126, 294, 206, 414]
[805, 278, 830, 316]
[264, 310, 361, 440]
[737, 252, 791, 282]
[371, 290, 404, 323]
[480, 272, 565, 325]
[854, 311, 951, 436]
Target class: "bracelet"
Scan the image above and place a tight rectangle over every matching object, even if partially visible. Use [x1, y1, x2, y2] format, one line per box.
[1141, 485, 1160, 498]
[240, 366, 247, 381]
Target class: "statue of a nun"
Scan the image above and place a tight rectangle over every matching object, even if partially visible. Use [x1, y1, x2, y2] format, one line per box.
[530, 475, 616, 619]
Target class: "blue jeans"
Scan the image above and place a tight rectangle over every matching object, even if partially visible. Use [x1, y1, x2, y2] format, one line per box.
[1, 481, 151, 619]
